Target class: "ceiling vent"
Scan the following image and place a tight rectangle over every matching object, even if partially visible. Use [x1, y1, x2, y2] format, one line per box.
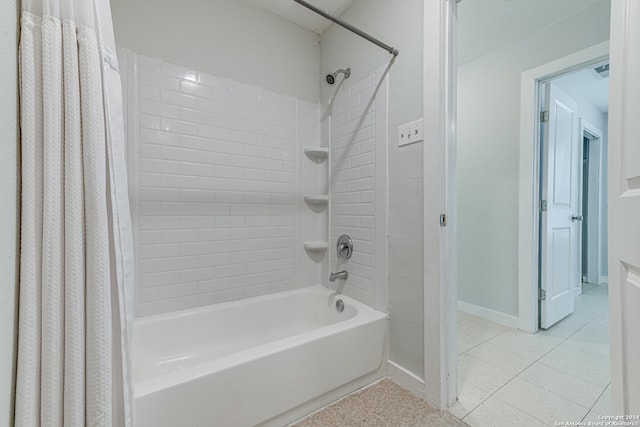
[591, 63, 610, 79]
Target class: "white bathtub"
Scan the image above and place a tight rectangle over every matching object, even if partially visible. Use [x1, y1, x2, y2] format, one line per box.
[133, 285, 387, 427]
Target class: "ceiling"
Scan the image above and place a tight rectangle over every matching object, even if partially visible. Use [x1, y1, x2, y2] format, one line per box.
[243, 0, 354, 34]
[554, 67, 609, 113]
[458, 0, 611, 65]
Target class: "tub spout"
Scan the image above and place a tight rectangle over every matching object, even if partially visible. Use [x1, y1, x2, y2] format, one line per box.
[329, 270, 348, 282]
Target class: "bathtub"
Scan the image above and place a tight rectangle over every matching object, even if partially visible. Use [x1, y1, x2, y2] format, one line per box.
[133, 285, 387, 427]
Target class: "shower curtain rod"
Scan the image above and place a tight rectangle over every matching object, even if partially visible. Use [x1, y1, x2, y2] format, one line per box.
[293, 0, 400, 57]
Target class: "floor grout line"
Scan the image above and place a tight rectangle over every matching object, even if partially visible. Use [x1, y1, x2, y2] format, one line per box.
[581, 382, 611, 422]
[457, 327, 511, 356]
[457, 292, 609, 423]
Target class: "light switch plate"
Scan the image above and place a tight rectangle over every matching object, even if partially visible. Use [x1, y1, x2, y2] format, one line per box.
[398, 119, 424, 147]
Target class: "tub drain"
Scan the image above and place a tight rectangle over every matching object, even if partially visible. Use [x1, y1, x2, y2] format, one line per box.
[336, 299, 344, 313]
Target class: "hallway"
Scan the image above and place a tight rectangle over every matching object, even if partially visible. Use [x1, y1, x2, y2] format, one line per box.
[452, 285, 610, 426]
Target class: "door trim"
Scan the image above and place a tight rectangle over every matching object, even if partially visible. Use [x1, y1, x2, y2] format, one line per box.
[578, 119, 604, 290]
[423, 0, 457, 409]
[517, 42, 609, 332]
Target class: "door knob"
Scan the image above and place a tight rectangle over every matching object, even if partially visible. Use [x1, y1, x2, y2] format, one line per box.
[571, 215, 583, 222]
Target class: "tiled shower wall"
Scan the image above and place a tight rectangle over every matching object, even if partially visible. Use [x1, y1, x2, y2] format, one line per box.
[330, 70, 388, 311]
[121, 52, 313, 316]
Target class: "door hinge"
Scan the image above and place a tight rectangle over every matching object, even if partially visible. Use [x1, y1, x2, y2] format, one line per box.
[440, 214, 447, 227]
[540, 200, 547, 212]
[540, 111, 549, 123]
[538, 289, 547, 301]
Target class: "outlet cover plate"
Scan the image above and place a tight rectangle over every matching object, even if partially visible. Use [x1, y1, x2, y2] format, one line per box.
[398, 119, 424, 147]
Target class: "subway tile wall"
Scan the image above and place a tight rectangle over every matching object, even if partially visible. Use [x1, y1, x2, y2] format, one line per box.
[330, 74, 379, 308]
[124, 52, 307, 316]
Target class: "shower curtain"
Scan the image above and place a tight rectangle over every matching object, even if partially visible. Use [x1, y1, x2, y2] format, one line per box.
[15, 0, 134, 426]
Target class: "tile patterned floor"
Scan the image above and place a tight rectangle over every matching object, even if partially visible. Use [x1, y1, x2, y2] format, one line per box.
[451, 284, 611, 426]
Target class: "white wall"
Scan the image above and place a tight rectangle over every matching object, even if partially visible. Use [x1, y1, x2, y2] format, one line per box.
[457, 1, 611, 316]
[320, 0, 424, 379]
[0, 0, 18, 423]
[122, 52, 323, 316]
[110, 0, 321, 103]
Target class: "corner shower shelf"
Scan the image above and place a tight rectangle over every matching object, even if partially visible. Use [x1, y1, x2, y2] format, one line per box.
[304, 241, 329, 252]
[304, 147, 329, 162]
[304, 195, 329, 206]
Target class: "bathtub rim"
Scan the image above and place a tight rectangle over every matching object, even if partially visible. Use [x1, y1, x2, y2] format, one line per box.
[134, 284, 356, 327]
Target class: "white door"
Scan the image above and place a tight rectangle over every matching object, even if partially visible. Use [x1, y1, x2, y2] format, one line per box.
[609, 0, 640, 413]
[540, 83, 580, 329]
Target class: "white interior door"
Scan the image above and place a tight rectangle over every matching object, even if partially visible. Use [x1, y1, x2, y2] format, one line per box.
[540, 83, 580, 329]
[609, 0, 640, 413]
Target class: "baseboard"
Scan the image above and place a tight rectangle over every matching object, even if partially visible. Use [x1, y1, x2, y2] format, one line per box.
[457, 300, 519, 329]
[598, 276, 608, 285]
[388, 360, 424, 399]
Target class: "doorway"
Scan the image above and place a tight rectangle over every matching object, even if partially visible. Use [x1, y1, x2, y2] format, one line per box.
[537, 62, 609, 331]
[452, 0, 613, 420]
[581, 127, 605, 287]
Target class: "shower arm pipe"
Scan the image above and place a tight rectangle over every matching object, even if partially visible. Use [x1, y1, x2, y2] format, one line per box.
[293, 0, 399, 57]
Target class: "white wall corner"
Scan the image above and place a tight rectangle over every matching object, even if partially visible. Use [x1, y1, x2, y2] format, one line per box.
[457, 300, 519, 329]
[388, 360, 425, 400]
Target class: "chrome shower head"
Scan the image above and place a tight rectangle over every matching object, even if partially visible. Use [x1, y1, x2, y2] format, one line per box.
[326, 68, 351, 85]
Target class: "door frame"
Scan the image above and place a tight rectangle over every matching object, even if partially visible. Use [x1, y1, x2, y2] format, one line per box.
[578, 120, 605, 291]
[433, 0, 633, 412]
[517, 42, 609, 333]
[422, 0, 458, 409]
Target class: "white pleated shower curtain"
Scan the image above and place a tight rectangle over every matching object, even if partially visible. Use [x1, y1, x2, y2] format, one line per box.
[15, 0, 135, 425]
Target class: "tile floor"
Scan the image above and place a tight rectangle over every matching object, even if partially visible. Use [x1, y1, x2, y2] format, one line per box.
[451, 283, 610, 426]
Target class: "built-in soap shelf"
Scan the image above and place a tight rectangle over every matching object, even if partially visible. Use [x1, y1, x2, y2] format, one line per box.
[302, 145, 328, 259]
[303, 241, 328, 252]
[304, 195, 328, 206]
[304, 147, 328, 163]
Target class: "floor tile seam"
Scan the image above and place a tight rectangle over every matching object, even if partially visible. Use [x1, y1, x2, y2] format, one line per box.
[483, 335, 558, 360]
[458, 309, 603, 424]
[470, 331, 567, 378]
[458, 287, 608, 424]
[510, 375, 592, 413]
[581, 381, 611, 422]
[533, 359, 610, 389]
[451, 377, 500, 422]
[458, 332, 579, 414]
[458, 328, 512, 356]
[481, 379, 591, 425]
[519, 361, 610, 407]
[460, 392, 547, 425]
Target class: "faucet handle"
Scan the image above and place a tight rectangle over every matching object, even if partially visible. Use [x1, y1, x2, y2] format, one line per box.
[339, 243, 350, 257]
[336, 234, 353, 260]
